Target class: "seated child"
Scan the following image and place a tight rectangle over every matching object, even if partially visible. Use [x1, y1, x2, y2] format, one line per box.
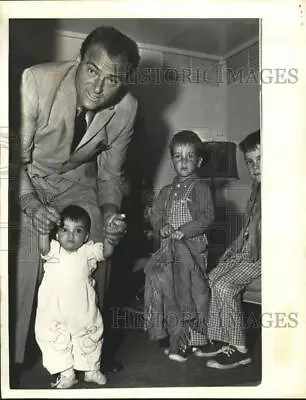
[198, 130, 261, 369]
[34, 205, 119, 388]
[144, 130, 215, 362]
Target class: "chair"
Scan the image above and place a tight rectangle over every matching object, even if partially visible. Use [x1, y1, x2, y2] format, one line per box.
[242, 276, 261, 305]
[242, 277, 261, 363]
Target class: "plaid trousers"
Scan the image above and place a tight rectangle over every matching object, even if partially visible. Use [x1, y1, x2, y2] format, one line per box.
[207, 251, 261, 347]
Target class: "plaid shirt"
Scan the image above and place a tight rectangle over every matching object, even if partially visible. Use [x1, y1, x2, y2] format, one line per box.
[150, 173, 215, 240]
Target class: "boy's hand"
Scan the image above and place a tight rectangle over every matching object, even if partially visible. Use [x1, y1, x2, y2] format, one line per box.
[160, 224, 174, 238]
[171, 230, 184, 240]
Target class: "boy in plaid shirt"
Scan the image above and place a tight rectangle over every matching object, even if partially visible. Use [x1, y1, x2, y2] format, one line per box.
[195, 130, 261, 369]
[144, 130, 214, 362]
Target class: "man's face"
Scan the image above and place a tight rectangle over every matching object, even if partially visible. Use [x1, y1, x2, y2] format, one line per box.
[75, 43, 127, 111]
[244, 144, 261, 182]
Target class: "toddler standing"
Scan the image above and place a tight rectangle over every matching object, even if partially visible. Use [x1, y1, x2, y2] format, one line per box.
[35, 205, 119, 388]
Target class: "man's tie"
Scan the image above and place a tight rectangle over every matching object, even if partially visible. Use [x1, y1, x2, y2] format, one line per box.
[71, 108, 87, 153]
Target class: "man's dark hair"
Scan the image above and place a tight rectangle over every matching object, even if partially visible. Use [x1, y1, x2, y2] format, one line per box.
[59, 205, 91, 232]
[80, 26, 140, 71]
[169, 130, 203, 157]
[239, 130, 260, 153]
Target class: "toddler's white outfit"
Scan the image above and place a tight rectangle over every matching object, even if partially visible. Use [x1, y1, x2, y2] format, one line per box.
[35, 239, 105, 377]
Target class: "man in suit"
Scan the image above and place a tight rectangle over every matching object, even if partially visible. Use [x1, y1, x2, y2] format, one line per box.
[11, 26, 140, 381]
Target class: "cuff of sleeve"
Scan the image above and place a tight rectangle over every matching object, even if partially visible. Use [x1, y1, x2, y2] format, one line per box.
[19, 192, 42, 215]
[98, 184, 122, 213]
[101, 203, 119, 222]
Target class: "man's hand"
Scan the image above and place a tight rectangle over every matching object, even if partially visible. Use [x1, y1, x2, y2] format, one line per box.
[103, 213, 127, 246]
[160, 224, 174, 238]
[31, 206, 61, 234]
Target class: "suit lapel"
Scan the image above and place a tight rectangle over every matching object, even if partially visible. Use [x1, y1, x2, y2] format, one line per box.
[57, 64, 78, 140]
[61, 106, 116, 171]
[74, 87, 127, 151]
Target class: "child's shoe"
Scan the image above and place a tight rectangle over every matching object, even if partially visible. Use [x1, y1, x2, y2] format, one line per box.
[192, 341, 224, 357]
[84, 370, 107, 385]
[206, 345, 252, 369]
[168, 346, 192, 362]
[51, 370, 78, 389]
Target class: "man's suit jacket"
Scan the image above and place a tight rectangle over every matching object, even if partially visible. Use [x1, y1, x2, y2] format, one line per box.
[19, 60, 138, 209]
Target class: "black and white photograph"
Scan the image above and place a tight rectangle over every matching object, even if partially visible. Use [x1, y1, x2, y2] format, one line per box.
[1, 2, 306, 398]
[8, 16, 261, 389]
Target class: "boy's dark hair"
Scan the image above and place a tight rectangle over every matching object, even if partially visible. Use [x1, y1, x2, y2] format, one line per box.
[80, 26, 140, 71]
[59, 205, 91, 232]
[239, 130, 260, 153]
[169, 130, 203, 157]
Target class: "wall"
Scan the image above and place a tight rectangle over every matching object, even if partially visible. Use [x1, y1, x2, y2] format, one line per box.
[9, 19, 58, 62]
[152, 82, 227, 190]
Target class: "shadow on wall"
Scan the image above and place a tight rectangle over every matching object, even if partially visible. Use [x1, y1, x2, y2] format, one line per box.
[109, 59, 181, 306]
[9, 18, 59, 243]
[9, 19, 59, 62]
[124, 59, 181, 187]
[9, 19, 58, 377]
[9, 19, 59, 134]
